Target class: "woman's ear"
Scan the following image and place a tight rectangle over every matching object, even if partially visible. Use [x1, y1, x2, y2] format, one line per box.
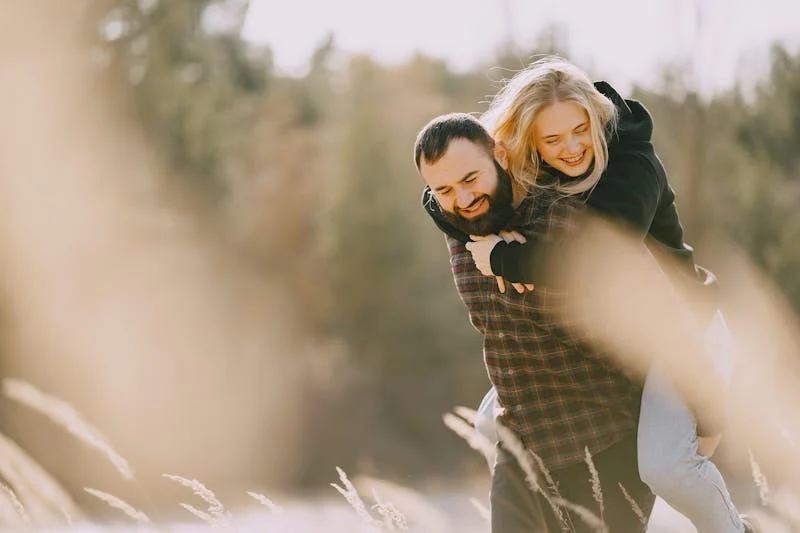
[494, 141, 509, 169]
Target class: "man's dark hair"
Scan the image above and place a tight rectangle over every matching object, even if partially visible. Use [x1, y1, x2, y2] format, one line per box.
[413, 113, 495, 170]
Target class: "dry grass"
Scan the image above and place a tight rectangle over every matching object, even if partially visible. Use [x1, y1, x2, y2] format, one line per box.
[162, 474, 232, 529]
[584, 447, 604, 521]
[0, 481, 30, 526]
[749, 450, 771, 507]
[3, 379, 134, 481]
[0, 206, 794, 533]
[0, 373, 794, 533]
[83, 489, 150, 525]
[618, 483, 648, 527]
[0, 219, 796, 532]
[245, 491, 282, 512]
[0, 431, 82, 525]
[329, 467, 385, 531]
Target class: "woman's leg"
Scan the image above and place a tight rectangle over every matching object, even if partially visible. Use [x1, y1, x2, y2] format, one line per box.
[475, 386, 501, 468]
[638, 311, 744, 532]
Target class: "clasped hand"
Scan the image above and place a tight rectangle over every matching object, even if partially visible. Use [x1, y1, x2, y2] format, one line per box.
[466, 231, 535, 294]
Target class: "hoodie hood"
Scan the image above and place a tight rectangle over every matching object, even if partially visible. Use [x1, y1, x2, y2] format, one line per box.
[594, 81, 654, 147]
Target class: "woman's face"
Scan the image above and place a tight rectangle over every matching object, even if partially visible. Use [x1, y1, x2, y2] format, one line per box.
[533, 101, 594, 177]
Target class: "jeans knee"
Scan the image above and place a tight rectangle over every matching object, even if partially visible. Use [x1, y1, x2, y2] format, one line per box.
[639, 450, 695, 495]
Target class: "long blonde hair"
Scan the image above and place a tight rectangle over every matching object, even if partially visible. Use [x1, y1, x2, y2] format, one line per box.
[481, 57, 618, 195]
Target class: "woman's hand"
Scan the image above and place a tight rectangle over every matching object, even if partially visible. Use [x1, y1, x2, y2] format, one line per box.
[466, 234, 503, 276]
[467, 231, 535, 294]
[697, 434, 722, 458]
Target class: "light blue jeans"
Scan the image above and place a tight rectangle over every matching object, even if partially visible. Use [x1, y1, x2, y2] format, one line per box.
[637, 310, 743, 532]
[475, 311, 744, 532]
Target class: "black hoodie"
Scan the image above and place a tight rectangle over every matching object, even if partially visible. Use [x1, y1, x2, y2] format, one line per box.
[422, 81, 715, 292]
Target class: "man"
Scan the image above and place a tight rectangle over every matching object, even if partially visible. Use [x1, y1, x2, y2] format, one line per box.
[413, 112, 655, 532]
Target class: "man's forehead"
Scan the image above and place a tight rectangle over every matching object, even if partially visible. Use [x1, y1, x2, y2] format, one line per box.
[421, 138, 491, 185]
[438, 137, 489, 160]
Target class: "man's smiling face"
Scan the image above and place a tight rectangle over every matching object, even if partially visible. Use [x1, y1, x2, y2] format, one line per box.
[419, 138, 514, 236]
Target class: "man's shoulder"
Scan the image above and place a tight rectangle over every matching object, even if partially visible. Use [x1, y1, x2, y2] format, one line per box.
[516, 188, 586, 224]
[445, 233, 462, 248]
[445, 234, 467, 258]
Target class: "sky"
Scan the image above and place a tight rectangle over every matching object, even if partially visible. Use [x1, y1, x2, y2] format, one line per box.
[242, 0, 800, 97]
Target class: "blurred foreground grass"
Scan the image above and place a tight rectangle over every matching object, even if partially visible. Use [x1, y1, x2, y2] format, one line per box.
[0, 377, 791, 533]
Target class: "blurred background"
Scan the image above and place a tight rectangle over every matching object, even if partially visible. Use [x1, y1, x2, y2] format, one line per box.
[0, 0, 798, 528]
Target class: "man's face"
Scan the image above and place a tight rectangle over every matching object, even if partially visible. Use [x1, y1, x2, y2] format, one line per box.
[420, 138, 514, 236]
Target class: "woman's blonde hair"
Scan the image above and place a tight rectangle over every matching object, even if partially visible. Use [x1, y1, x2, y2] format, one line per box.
[481, 56, 618, 195]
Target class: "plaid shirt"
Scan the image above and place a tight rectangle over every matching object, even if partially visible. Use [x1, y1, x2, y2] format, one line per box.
[448, 190, 642, 470]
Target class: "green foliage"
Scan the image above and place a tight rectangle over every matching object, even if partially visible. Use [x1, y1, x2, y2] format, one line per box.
[731, 44, 800, 305]
[738, 45, 800, 177]
[93, 0, 272, 190]
[631, 45, 800, 310]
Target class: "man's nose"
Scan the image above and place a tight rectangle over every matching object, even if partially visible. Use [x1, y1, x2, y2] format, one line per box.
[456, 187, 474, 208]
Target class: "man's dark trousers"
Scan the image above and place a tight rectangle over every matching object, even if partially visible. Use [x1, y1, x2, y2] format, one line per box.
[490, 433, 656, 532]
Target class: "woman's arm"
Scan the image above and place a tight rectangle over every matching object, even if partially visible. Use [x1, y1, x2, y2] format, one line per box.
[583, 149, 663, 238]
[422, 150, 663, 285]
[486, 151, 664, 283]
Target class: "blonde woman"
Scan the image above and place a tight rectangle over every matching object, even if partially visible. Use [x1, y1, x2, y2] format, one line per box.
[422, 57, 757, 533]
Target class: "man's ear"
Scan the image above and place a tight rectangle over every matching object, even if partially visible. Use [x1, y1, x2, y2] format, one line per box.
[494, 141, 509, 170]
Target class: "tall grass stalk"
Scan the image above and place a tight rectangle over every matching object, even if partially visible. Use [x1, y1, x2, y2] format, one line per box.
[0, 431, 81, 524]
[3, 378, 133, 480]
[748, 450, 770, 507]
[163, 474, 231, 528]
[0, 481, 30, 525]
[246, 491, 282, 512]
[584, 447, 604, 520]
[618, 483, 647, 526]
[84, 488, 150, 524]
[330, 467, 382, 531]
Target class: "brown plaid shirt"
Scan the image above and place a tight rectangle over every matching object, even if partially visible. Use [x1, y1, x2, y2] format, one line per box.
[448, 190, 642, 470]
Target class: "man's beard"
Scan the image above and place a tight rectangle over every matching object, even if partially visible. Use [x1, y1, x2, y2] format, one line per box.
[440, 160, 515, 236]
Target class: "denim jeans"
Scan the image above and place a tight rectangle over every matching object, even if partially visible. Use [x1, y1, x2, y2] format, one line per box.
[637, 310, 744, 533]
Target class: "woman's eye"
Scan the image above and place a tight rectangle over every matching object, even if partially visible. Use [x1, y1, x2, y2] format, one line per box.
[546, 139, 559, 145]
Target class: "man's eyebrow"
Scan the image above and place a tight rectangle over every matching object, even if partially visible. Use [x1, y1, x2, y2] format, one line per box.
[434, 170, 479, 192]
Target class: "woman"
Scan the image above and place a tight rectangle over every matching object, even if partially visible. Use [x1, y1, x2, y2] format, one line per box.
[423, 57, 755, 533]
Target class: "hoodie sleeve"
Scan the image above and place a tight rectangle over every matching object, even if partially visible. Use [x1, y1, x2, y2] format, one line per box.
[584, 148, 663, 238]
[488, 150, 664, 284]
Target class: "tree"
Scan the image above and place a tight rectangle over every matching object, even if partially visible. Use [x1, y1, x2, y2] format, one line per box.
[91, 0, 272, 191]
[733, 44, 800, 307]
